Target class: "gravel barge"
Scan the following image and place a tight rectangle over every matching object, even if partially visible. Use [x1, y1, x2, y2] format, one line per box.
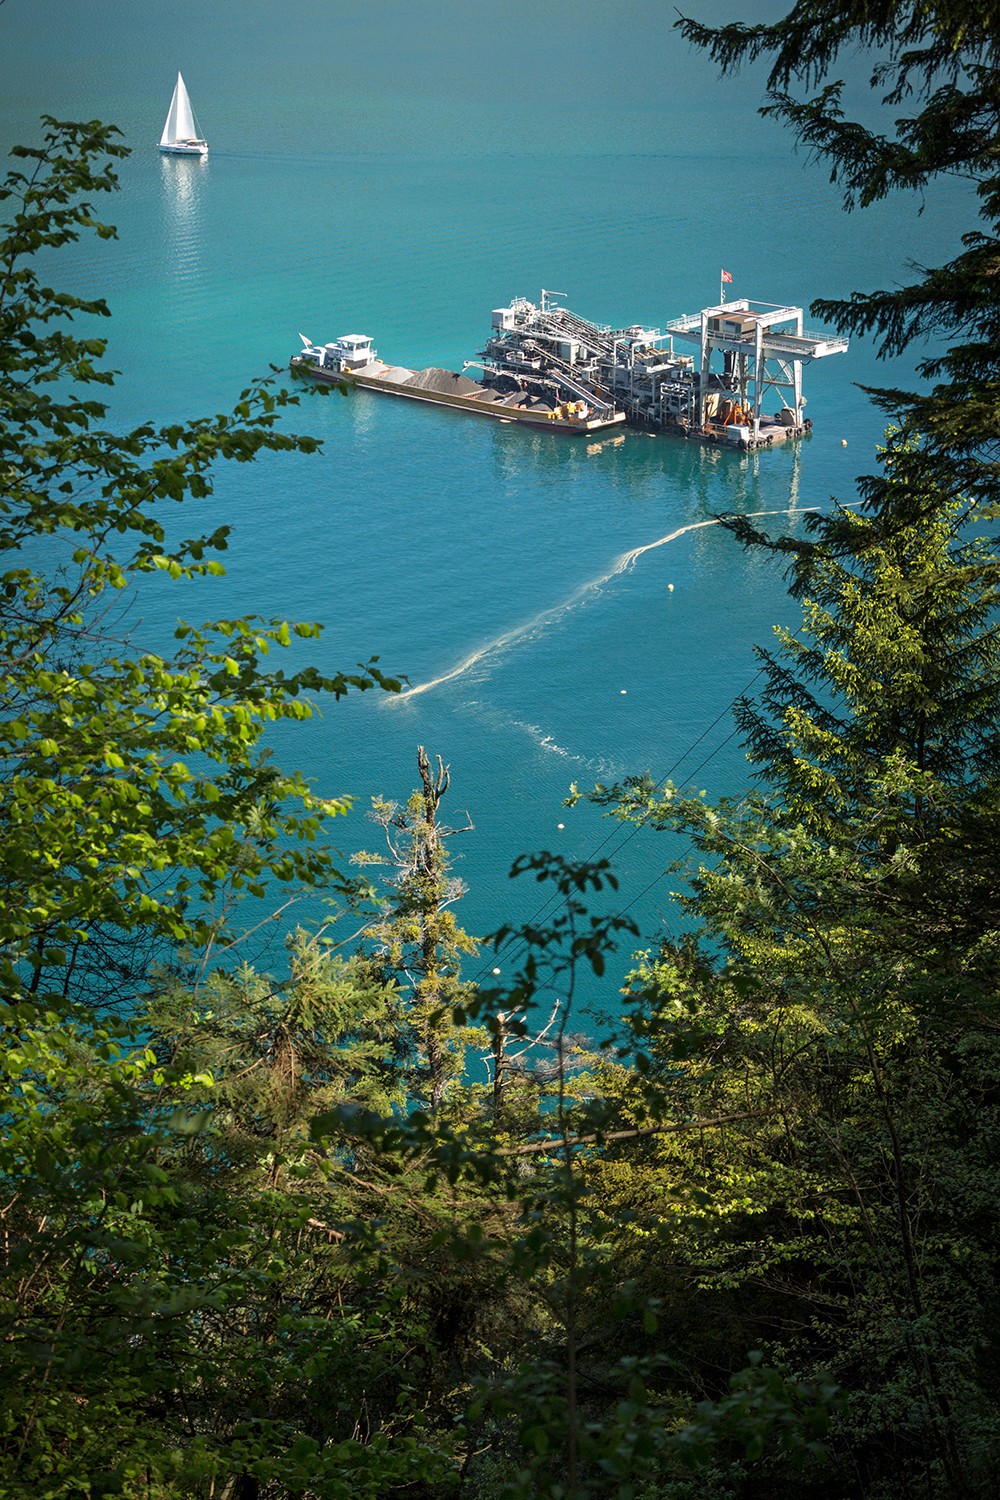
[290, 334, 627, 435]
[292, 288, 847, 446]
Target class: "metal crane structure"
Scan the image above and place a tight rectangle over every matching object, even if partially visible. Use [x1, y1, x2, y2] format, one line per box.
[665, 300, 849, 442]
[477, 292, 848, 447]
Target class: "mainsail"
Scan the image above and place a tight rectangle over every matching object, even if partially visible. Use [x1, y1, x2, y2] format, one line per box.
[160, 73, 199, 146]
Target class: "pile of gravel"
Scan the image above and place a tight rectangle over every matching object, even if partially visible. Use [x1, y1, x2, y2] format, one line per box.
[374, 364, 417, 385]
[404, 367, 484, 397]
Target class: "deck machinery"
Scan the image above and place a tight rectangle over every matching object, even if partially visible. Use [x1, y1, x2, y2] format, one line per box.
[474, 291, 848, 447]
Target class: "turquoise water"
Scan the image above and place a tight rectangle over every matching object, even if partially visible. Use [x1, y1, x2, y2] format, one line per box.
[0, 1, 971, 993]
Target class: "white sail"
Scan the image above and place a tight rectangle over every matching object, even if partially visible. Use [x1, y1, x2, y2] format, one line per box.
[160, 73, 199, 146]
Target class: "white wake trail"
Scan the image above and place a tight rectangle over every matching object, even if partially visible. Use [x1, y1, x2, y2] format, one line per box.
[390, 505, 825, 704]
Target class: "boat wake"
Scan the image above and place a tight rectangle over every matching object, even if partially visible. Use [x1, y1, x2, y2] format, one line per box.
[389, 505, 825, 705]
[460, 700, 624, 775]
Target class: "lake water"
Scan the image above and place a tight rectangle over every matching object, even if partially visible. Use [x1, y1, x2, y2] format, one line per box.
[0, 1, 971, 1005]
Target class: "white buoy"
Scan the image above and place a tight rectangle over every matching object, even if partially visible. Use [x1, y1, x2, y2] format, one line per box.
[492, 967, 501, 976]
[620, 689, 627, 695]
[841, 439, 848, 447]
[557, 822, 565, 830]
[667, 583, 675, 592]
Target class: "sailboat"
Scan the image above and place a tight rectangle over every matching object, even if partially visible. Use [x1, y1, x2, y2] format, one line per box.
[159, 72, 208, 157]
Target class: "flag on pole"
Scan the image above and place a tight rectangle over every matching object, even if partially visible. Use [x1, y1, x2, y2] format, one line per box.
[721, 269, 733, 283]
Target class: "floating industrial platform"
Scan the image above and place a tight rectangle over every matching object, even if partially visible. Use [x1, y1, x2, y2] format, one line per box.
[291, 291, 847, 446]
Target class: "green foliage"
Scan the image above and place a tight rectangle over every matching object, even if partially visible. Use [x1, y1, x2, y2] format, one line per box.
[147, 932, 410, 1156]
[0, 993, 467, 1498]
[0, 118, 398, 1008]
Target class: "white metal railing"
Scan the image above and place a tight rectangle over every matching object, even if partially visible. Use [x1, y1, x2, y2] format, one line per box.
[764, 331, 849, 354]
[802, 328, 849, 346]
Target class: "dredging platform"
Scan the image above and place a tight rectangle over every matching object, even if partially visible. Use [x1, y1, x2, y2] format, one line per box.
[292, 291, 848, 446]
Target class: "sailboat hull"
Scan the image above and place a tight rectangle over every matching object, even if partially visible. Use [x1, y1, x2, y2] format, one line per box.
[159, 141, 208, 156]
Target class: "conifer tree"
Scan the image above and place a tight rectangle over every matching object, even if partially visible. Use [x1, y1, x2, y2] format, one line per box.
[354, 746, 478, 1110]
[592, 432, 1000, 1491]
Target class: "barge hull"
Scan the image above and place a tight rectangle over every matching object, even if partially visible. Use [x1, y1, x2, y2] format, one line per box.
[291, 358, 626, 435]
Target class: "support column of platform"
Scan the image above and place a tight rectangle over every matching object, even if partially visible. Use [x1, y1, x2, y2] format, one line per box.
[752, 319, 764, 438]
